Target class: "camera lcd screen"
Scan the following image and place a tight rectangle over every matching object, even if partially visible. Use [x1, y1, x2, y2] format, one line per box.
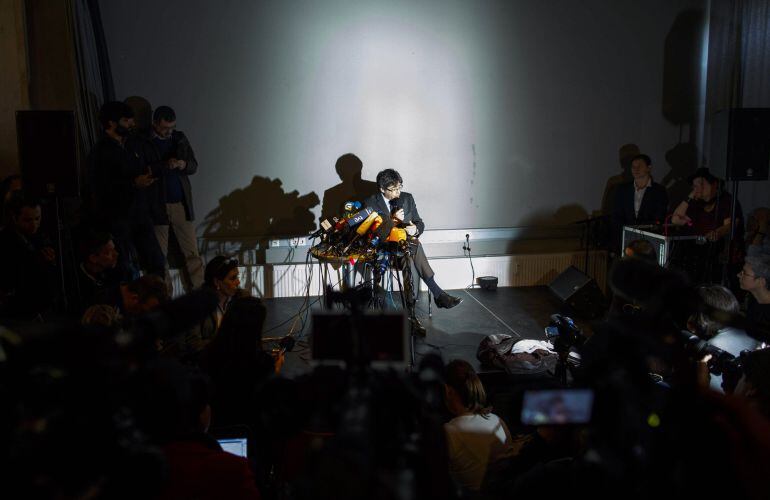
[521, 388, 594, 425]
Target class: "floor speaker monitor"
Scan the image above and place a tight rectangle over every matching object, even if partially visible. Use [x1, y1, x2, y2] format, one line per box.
[710, 108, 770, 181]
[548, 266, 607, 319]
[16, 110, 79, 198]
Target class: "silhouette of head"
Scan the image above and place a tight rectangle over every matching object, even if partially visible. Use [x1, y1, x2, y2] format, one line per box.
[124, 96, 152, 132]
[666, 143, 698, 175]
[619, 144, 641, 171]
[335, 153, 364, 182]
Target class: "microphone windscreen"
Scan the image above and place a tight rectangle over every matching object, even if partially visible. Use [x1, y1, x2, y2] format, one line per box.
[375, 217, 396, 240]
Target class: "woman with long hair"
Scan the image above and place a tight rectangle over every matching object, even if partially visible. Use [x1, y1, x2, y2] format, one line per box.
[203, 256, 242, 327]
[202, 296, 273, 427]
[443, 359, 514, 493]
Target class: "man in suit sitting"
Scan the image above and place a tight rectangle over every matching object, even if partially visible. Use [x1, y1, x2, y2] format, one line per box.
[611, 154, 669, 254]
[364, 169, 462, 309]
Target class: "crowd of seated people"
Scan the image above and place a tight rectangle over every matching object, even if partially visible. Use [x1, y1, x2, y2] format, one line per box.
[3, 136, 770, 500]
[0, 193, 57, 319]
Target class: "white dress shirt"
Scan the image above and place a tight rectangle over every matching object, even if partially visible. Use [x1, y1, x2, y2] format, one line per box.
[634, 178, 652, 218]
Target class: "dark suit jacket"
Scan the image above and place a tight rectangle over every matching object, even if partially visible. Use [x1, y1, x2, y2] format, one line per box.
[128, 130, 199, 223]
[86, 136, 146, 224]
[611, 181, 669, 250]
[363, 191, 425, 236]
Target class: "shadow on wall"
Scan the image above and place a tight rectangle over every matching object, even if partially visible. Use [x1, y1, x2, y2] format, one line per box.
[320, 153, 379, 222]
[660, 8, 706, 208]
[200, 176, 319, 254]
[600, 143, 639, 216]
[662, 9, 705, 126]
[516, 204, 603, 253]
[517, 203, 590, 227]
[662, 142, 698, 211]
[124, 95, 153, 135]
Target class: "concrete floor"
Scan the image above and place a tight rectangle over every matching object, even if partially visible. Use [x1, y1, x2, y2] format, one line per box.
[261, 286, 573, 378]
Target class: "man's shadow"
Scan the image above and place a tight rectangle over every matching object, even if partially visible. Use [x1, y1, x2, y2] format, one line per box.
[124, 95, 153, 136]
[659, 9, 704, 209]
[320, 153, 379, 222]
[661, 142, 698, 211]
[600, 143, 639, 216]
[201, 176, 319, 256]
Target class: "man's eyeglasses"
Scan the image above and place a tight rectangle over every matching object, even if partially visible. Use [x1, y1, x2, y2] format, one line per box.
[738, 269, 757, 278]
[385, 184, 403, 193]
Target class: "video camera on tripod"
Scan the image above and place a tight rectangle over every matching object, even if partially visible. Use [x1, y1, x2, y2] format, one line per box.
[543, 314, 586, 386]
[544, 314, 586, 354]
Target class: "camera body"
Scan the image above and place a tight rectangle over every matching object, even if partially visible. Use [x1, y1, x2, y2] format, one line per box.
[545, 314, 586, 354]
[680, 331, 744, 376]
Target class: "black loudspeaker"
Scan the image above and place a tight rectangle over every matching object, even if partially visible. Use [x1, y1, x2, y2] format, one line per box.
[16, 110, 79, 197]
[710, 108, 770, 181]
[548, 266, 607, 320]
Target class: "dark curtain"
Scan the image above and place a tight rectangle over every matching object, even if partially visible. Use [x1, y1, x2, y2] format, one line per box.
[705, 0, 770, 122]
[704, 0, 770, 215]
[67, 0, 115, 160]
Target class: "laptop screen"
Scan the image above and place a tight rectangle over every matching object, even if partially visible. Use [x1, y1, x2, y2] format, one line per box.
[218, 437, 248, 458]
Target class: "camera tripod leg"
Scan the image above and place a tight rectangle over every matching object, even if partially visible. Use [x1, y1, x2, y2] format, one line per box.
[410, 326, 416, 368]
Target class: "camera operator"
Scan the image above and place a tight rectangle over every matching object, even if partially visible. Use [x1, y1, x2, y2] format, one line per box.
[734, 348, 770, 419]
[581, 260, 770, 499]
[511, 258, 745, 499]
[598, 257, 695, 386]
[688, 285, 762, 393]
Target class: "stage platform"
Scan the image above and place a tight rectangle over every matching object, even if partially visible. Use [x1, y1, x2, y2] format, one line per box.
[262, 286, 572, 379]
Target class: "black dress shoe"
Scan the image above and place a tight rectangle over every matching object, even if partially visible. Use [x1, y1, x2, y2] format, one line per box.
[435, 292, 463, 309]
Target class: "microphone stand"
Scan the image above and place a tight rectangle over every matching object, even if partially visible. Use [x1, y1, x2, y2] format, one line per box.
[723, 179, 739, 287]
[463, 233, 475, 293]
[572, 216, 599, 276]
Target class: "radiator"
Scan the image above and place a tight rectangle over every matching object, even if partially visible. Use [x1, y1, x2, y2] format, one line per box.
[427, 251, 607, 293]
[171, 251, 607, 299]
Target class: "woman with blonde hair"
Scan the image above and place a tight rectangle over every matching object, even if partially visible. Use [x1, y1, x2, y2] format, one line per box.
[444, 359, 514, 492]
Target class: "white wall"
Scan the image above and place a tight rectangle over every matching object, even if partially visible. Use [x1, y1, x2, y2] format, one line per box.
[100, 0, 706, 234]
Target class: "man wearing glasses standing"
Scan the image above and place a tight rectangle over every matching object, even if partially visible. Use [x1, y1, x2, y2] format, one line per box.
[738, 255, 770, 329]
[365, 169, 462, 310]
[133, 106, 204, 293]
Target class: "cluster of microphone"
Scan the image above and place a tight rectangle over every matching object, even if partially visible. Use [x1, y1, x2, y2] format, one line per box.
[310, 200, 408, 260]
